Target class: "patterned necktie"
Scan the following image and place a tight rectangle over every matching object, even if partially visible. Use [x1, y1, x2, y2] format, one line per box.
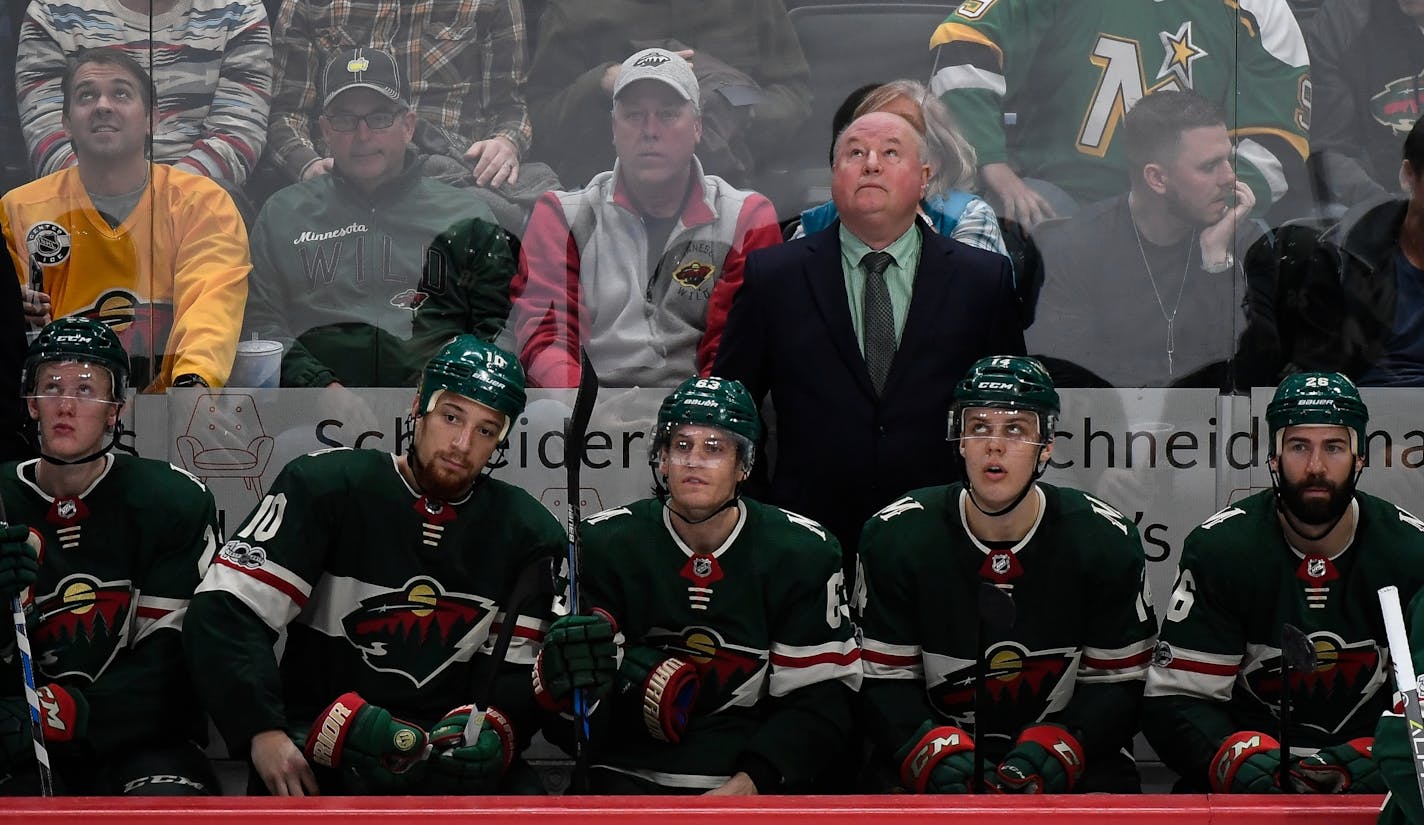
[861, 250, 896, 394]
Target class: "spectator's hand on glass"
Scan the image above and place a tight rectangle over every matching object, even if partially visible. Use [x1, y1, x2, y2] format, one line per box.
[981, 162, 1056, 230]
[21, 286, 51, 327]
[465, 136, 520, 188]
[301, 157, 335, 181]
[1199, 179, 1255, 270]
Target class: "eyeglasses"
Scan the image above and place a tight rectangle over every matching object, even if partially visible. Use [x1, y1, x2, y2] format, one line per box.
[323, 110, 402, 132]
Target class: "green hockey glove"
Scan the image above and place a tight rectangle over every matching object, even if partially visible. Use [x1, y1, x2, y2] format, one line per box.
[304, 692, 429, 793]
[1289, 738, 1382, 794]
[896, 719, 977, 794]
[619, 644, 699, 744]
[1209, 730, 1283, 793]
[0, 524, 39, 598]
[534, 612, 619, 709]
[989, 723, 1085, 793]
[425, 705, 516, 794]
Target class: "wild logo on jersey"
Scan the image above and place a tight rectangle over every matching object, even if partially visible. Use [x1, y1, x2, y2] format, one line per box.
[644, 626, 766, 712]
[1370, 74, 1424, 136]
[1243, 631, 1384, 732]
[32, 574, 132, 682]
[341, 576, 496, 688]
[933, 641, 1077, 726]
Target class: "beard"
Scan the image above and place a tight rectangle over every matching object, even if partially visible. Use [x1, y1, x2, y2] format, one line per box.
[409, 439, 482, 501]
[1279, 473, 1354, 528]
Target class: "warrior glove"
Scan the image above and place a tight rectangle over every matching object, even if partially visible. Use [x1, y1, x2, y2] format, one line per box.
[304, 692, 429, 793]
[533, 612, 619, 710]
[619, 645, 699, 744]
[426, 704, 516, 794]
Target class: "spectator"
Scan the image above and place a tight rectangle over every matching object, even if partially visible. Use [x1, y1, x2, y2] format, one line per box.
[0, 255, 32, 460]
[243, 47, 511, 389]
[1024, 90, 1279, 389]
[0, 317, 222, 795]
[1280, 116, 1424, 387]
[265, 0, 532, 198]
[795, 79, 1008, 259]
[1307, 0, 1424, 208]
[1144, 372, 1424, 794]
[509, 48, 780, 389]
[930, 0, 1309, 228]
[186, 337, 565, 796]
[534, 376, 860, 793]
[859, 356, 1155, 794]
[1, 48, 249, 390]
[525, 0, 810, 188]
[714, 111, 1024, 582]
[1, 1, 28, 193]
[15, 0, 272, 188]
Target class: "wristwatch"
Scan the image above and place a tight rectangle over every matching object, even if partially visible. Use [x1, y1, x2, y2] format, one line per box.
[1202, 252, 1234, 273]
[172, 373, 209, 388]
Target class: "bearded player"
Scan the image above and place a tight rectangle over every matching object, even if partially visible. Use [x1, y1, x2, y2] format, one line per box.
[1144, 372, 1424, 793]
[533, 376, 861, 794]
[0, 317, 221, 795]
[858, 355, 1155, 794]
[184, 336, 565, 796]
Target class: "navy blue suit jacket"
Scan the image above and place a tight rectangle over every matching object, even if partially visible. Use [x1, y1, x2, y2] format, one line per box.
[713, 221, 1025, 570]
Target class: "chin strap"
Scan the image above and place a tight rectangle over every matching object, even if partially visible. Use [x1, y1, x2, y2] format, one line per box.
[964, 443, 1051, 518]
[664, 495, 740, 526]
[36, 420, 126, 467]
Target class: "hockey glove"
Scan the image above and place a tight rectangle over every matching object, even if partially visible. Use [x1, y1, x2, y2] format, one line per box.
[619, 645, 699, 744]
[534, 613, 619, 710]
[0, 524, 39, 598]
[1288, 738, 1382, 794]
[304, 692, 429, 793]
[988, 723, 1085, 794]
[426, 705, 516, 794]
[1209, 731, 1283, 794]
[895, 719, 977, 794]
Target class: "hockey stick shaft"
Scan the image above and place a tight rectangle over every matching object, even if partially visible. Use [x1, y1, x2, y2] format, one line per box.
[460, 558, 552, 744]
[1380, 585, 1424, 809]
[0, 497, 51, 796]
[565, 351, 598, 792]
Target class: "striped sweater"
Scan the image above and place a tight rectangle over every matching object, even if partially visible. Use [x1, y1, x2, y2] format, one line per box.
[16, 0, 272, 185]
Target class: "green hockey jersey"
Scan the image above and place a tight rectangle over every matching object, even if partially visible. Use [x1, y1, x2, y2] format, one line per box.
[185, 447, 565, 767]
[1144, 489, 1424, 790]
[0, 454, 219, 759]
[857, 482, 1156, 773]
[578, 497, 860, 791]
[930, 0, 1309, 208]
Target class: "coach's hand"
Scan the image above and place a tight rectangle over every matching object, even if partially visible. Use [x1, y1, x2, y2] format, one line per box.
[252, 729, 319, 796]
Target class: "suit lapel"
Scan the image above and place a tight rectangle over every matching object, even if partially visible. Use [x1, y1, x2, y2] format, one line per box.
[803, 227, 877, 398]
[886, 226, 955, 393]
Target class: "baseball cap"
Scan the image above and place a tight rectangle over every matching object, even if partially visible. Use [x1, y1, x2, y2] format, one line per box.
[613, 48, 699, 102]
[322, 46, 406, 109]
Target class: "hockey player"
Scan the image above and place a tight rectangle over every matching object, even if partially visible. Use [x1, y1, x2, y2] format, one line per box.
[1144, 372, 1424, 793]
[532, 376, 861, 793]
[184, 335, 565, 796]
[928, 0, 1309, 227]
[0, 316, 221, 794]
[858, 355, 1156, 794]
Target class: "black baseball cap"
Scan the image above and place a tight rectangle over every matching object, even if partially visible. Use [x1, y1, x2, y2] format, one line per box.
[322, 46, 406, 109]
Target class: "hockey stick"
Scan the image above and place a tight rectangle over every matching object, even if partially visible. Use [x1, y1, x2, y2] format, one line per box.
[974, 582, 1016, 792]
[1380, 585, 1424, 809]
[459, 556, 556, 745]
[0, 496, 51, 796]
[1278, 622, 1318, 792]
[559, 350, 598, 792]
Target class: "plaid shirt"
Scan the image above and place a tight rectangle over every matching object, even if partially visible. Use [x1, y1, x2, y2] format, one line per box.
[267, 0, 530, 181]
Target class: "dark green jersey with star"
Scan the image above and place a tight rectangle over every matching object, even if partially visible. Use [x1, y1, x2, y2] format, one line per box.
[0, 455, 220, 759]
[579, 497, 860, 791]
[929, 0, 1309, 209]
[184, 447, 565, 761]
[857, 482, 1155, 767]
[1143, 489, 1424, 789]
